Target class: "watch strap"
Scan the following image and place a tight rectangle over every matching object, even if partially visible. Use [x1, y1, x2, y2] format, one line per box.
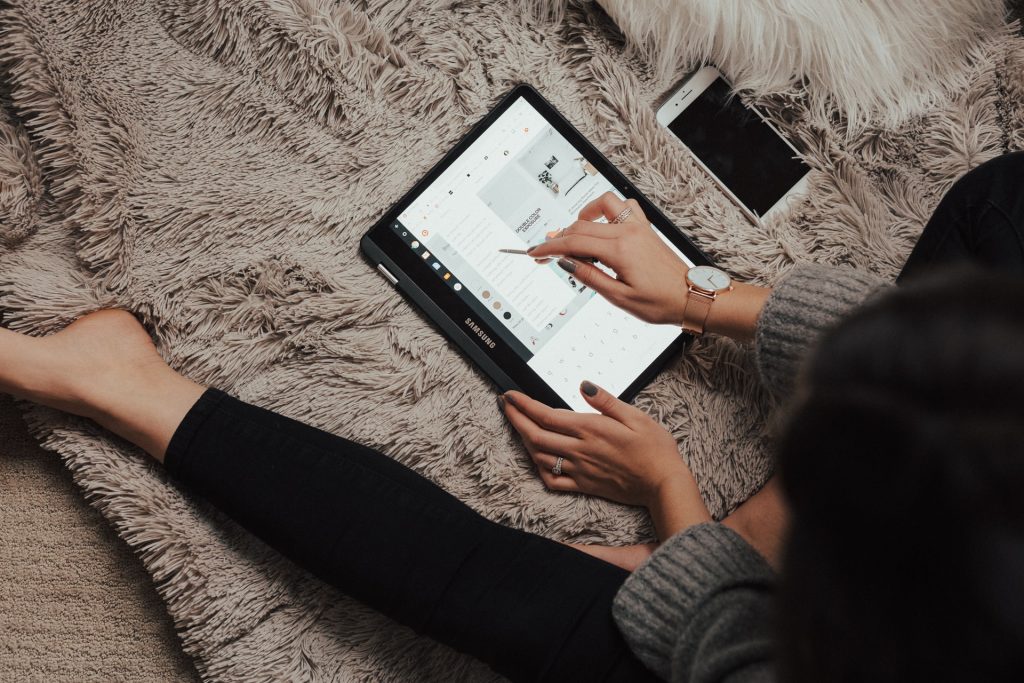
[681, 288, 715, 336]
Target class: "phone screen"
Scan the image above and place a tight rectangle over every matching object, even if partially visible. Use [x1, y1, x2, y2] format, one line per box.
[666, 78, 809, 217]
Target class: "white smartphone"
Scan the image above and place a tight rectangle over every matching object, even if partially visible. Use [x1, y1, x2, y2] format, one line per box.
[656, 66, 811, 226]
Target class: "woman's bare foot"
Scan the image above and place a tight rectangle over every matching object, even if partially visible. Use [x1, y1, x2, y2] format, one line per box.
[0, 310, 205, 461]
[722, 477, 788, 570]
[0, 310, 164, 412]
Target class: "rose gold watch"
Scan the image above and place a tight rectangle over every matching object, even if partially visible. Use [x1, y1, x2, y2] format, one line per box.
[681, 266, 733, 336]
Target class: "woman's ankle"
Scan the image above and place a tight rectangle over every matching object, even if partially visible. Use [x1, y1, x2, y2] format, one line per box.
[86, 367, 206, 462]
[722, 478, 788, 570]
[0, 310, 206, 462]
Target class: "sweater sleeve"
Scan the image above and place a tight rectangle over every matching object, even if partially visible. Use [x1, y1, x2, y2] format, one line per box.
[755, 263, 889, 401]
[612, 523, 776, 682]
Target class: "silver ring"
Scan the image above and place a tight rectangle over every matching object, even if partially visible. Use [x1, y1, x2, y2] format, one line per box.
[552, 456, 564, 476]
[611, 207, 633, 224]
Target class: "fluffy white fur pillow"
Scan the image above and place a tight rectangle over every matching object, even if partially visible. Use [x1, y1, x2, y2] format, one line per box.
[593, 0, 1008, 127]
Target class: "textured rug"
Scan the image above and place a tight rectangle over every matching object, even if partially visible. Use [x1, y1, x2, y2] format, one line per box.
[0, 396, 200, 683]
[0, 1, 1021, 681]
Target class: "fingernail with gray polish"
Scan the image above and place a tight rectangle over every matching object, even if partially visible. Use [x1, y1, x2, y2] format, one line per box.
[581, 380, 598, 396]
[496, 395, 506, 411]
[557, 258, 576, 274]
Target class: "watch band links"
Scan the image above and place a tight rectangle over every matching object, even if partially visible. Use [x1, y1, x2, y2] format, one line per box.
[681, 288, 715, 336]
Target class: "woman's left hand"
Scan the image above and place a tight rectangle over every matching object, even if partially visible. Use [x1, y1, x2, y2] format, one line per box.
[500, 381, 692, 508]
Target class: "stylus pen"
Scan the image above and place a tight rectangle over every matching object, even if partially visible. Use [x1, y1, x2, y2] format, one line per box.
[498, 248, 597, 264]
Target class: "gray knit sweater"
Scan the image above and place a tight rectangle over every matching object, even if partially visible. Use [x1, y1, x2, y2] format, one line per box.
[612, 263, 889, 682]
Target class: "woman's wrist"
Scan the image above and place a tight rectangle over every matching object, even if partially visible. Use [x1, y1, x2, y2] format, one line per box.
[645, 469, 712, 542]
[707, 282, 772, 343]
[675, 281, 771, 344]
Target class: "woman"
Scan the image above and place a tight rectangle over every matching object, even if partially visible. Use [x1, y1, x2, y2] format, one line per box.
[5, 152, 1022, 681]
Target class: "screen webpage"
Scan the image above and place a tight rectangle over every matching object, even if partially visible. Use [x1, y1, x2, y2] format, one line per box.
[394, 96, 693, 411]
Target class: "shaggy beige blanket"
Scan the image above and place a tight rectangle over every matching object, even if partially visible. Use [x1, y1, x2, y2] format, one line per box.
[0, 1, 1021, 680]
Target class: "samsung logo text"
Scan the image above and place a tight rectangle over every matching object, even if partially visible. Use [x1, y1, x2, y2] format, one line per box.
[464, 318, 496, 349]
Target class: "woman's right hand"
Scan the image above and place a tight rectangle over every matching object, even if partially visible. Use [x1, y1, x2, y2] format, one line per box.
[526, 192, 691, 326]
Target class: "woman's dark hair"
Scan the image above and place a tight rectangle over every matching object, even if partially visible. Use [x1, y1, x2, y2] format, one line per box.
[777, 268, 1024, 683]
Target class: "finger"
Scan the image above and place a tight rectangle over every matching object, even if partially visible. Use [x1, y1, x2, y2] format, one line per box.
[578, 380, 637, 425]
[621, 198, 646, 224]
[504, 391, 582, 438]
[527, 233, 614, 261]
[538, 467, 581, 493]
[578, 191, 628, 223]
[557, 219, 623, 240]
[556, 257, 630, 302]
[531, 451, 575, 475]
[504, 395, 581, 453]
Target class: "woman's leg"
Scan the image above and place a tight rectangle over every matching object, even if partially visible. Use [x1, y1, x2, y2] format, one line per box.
[1, 311, 656, 682]
[899, 152, 1024, 281]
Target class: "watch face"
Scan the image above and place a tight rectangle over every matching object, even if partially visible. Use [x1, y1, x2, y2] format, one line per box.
[688, 266, 731, 292]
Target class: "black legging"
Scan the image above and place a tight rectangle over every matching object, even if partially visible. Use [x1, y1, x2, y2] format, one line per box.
[900, 151, 1024, 281]
[165, 389, 655, 682]
[164, 152, 1024, 682]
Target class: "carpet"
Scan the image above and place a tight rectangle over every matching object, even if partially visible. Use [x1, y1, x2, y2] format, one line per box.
[0, 395, 200, 683]
[0, 1, 1021, 680]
